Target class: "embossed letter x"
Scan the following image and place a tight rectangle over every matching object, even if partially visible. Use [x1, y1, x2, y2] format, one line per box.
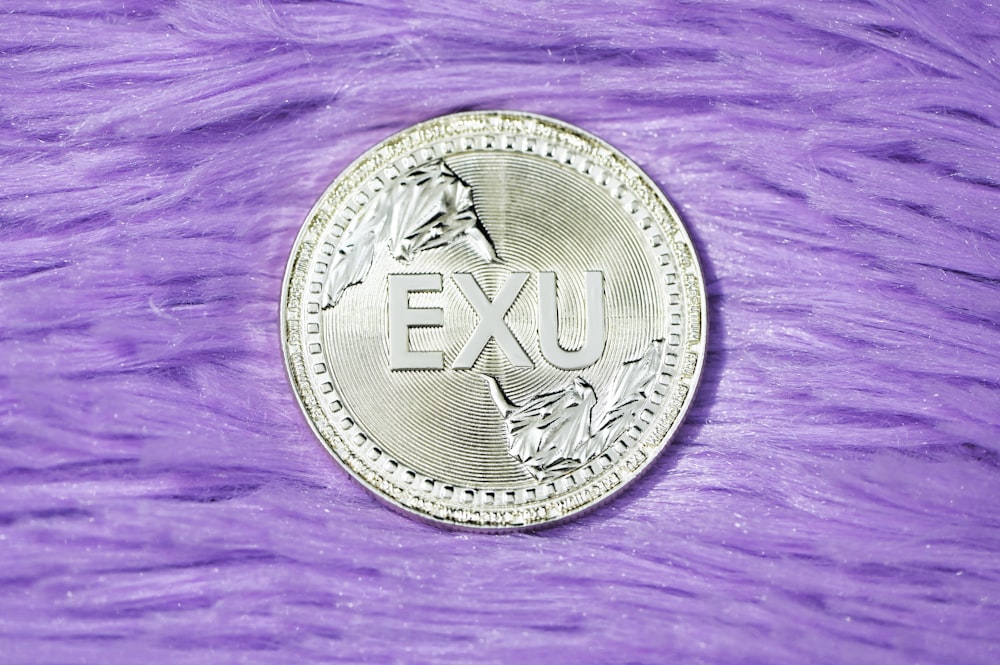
[451, 273, 533, 369]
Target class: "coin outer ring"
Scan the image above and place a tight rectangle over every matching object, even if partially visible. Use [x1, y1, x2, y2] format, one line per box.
[281, 110, 707, 531]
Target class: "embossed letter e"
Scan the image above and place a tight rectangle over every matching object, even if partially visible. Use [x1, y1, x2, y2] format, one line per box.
[388, 273, 444, 370]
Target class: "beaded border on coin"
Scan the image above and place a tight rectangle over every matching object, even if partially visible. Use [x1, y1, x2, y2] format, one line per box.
[281, 111, 707, 530]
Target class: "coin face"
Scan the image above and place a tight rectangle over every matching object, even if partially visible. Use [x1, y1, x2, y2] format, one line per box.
[281, 111, 706, 530]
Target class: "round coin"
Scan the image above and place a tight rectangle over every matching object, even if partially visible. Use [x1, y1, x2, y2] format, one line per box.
[281, 110, 707, 530]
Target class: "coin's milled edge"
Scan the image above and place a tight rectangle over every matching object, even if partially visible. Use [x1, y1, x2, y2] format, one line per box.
[280, 110, 708, 531]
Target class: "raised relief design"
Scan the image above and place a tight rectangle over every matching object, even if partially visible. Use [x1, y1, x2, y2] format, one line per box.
[285, 111, 705, 530]
[323, 159, 496, 309]
[485, 339, 664, 480]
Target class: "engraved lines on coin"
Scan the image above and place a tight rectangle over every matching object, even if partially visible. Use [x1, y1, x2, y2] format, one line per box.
[320, 148, 677, 489]
[439, 150, 671, 408]
[283, 112, 705, 528]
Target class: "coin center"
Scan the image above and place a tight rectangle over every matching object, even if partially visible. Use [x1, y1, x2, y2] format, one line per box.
[323, 150, 671, 488]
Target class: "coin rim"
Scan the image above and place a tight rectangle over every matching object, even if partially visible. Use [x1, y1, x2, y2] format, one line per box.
[280, 110, 708, 531]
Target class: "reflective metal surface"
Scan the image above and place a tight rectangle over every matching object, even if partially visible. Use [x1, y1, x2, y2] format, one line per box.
[282, 111, 707, 530]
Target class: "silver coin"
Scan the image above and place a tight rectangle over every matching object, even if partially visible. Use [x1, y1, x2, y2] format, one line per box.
[281, 111, 707, 530]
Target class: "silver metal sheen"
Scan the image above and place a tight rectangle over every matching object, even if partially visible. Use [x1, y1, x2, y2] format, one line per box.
[281, 110, 707, 530]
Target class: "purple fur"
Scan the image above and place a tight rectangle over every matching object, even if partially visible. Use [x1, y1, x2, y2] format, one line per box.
[2, 1, 999, 663]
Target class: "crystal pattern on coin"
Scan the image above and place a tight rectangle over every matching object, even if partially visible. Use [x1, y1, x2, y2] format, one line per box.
[484, 338, 663, 480]
[282, 111, 707, 530]
[323, 159, 497, 309]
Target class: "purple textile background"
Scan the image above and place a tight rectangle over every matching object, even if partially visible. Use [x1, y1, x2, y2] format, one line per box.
[2, 1, 999, 663]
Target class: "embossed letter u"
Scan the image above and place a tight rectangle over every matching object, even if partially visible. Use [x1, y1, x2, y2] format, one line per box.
[537, 271, 605, 370]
